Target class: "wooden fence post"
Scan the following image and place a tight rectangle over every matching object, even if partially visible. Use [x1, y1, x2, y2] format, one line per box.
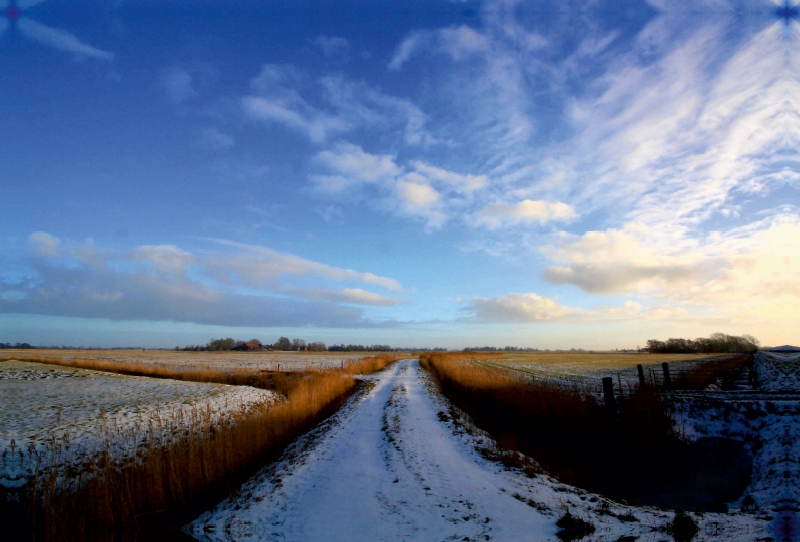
[661, 362, 672, 390]
[602, 377, 616, 421]
[637, 364, 646, 388]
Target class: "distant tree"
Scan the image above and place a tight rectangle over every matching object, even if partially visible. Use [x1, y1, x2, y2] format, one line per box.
[646, 333, 759, 354]
[741, 334, 760, 351]
[292, 338, 306, 351]
[207, 338, 235, 351]
[274, 336, 292, 351]
[308, 341, 326, 352]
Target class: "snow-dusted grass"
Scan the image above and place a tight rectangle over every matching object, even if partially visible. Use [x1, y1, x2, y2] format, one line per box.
[2, 349, 389, 373]
[11, 355, 403, 539]
[476, 351, 731, 388]
[0, 360, 277, 490]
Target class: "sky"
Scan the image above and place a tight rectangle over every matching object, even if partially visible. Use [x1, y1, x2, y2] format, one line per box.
[1, 0, 798, 349]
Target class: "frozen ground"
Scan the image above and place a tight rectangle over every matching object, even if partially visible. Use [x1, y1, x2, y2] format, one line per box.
[187, 360, 768, 541]
[0, 360, 278, 489]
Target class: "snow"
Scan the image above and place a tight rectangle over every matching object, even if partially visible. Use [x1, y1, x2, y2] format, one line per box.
[187, 360, 769, 541]
[9, 350, 381, 372]
[755, 351, 800, 392]
[0, 360, 278, 489]
[480, 355, 739, 393]
[672, 351, 800, 540]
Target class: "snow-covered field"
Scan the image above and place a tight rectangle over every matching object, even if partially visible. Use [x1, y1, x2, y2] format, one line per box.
[187, 359, 769, 541]
[477, 353, 733, 390]
[4, 350, 793, 540]
[6, 349, 383, 372]
[0, 360, 278, 489]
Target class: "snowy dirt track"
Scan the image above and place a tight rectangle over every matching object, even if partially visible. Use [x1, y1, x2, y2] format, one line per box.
[188, 360, 767, 542]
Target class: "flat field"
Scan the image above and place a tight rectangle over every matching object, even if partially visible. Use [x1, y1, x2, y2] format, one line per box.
[468, 351, 730, 387]
[0, 359, 278, 488]
[3, 348, 394, 373]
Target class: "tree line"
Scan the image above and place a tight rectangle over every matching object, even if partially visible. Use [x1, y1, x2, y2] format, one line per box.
[646, 333, 760, 354]
[0, 342, 33, 349]
[175, 337, 396, 352]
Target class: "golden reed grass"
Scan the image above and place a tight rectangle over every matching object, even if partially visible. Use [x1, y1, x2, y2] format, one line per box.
[420, 352, 690, 503]
[3, 353, 403, 540]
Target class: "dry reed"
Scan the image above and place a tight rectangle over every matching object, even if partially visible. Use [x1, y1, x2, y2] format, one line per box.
[420, 352, 690, 503]
[6, 354, 404, 540]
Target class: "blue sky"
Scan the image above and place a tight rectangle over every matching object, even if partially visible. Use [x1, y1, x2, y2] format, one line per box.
[2, 0, 798, 348]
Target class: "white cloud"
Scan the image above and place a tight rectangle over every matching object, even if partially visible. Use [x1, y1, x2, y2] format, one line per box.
[314, 35, 351, 58]
[388, 25, 494, 69]
[467, 293, 576, 322]
[17, 17, 114, 60]
[129, 245, 195, 275]
[379, 3, 797, 239]
[160, 66, 196, 103]
[200, 127, 235, 150]
[320, 75, 432, 145]
[308, 145, 500, 228]
[3, 234, 406, 328]
[208, 238, 403, 291]
[465, 293, 649, 323]
[547, 17, 800, 230]
[319, 204, 345, 225]
[388, 31, 428, 70]
[541, 223, 713, 294]
[300, 288, 404, 306]
[242, 96, 346, 144]
[309, 143, 400, 192]
[396, 180, 439, 208]
[540, 213, 800, 334]
[439, 25, 491, 60]
[391, 176, 447, 229]
[242, 64, 431, 145]
[410, 161, 487, 193]
[477, 200, 576, 229]
[606, 300, 642, 316]
[29, 232, 60, 256]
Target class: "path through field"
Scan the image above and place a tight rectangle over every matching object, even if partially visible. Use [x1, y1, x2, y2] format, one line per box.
[187, 360, 766, 542]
